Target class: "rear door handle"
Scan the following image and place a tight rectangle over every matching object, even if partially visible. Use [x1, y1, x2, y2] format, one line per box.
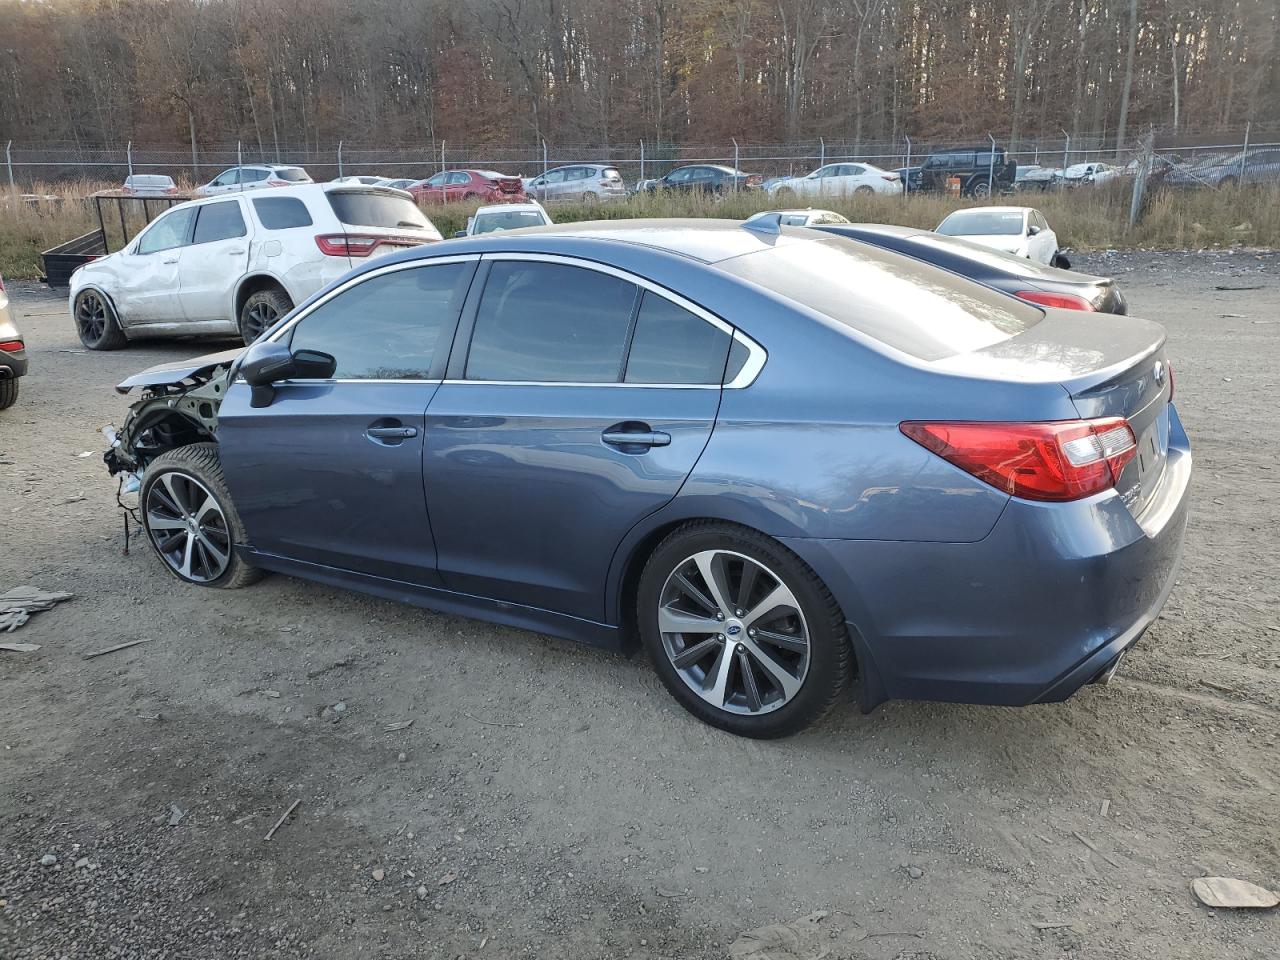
[602, 429, 671, 449]
[161, 257, 179, 264]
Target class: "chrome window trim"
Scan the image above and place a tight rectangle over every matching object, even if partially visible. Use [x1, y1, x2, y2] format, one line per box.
[476, 252, 767, 389]
[262, 250, 768, 390]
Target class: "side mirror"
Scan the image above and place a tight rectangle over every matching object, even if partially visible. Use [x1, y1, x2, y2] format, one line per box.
[454, 230, 467, 239]
[240, 340, 335, 407]
[1028, 225, 1041, 236]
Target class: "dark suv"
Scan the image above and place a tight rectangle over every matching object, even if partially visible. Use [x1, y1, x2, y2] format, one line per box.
[906, 146, 1017, 197]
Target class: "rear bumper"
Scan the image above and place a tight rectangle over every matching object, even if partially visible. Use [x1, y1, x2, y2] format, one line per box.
[783, 404, 1192, 711]
[0, 351, 27, 378]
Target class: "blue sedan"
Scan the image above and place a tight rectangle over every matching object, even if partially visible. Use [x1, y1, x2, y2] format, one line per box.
[105, 219, 1191, 738]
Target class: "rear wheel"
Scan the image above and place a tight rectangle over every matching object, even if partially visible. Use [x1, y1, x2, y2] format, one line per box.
[140, 443, 262, 589]
[968, 179, 992, 199]
[854, 185, 874, 196]
[74, 290, 126, 350]
[1052, 251, 1072, 270]
[637, 522, 852, 738]
[0, 378, 18, 410]
[239, 288, 292, 345]
[775, 187, 796, 200]
[581, 191, 598, 204]
[1218, 175, 1238, 189]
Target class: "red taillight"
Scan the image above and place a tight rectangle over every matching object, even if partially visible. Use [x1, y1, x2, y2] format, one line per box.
[1014, 290, 1096, 311]
[900, 418, 1137, 502]
[0, 274, 5, 291]
[0, 339, 23, 353]
[315, 234, 381, 257]
[266, 178, 289, 187]
[882, 173, 900, 181]
[166, 186, 179, 194]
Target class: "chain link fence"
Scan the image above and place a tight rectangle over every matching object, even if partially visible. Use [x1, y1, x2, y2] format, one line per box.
[7, 125, 1280, 192]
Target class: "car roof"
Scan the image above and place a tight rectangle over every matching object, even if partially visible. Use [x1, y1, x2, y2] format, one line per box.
[941, 206, 1029, 216]
[474, 202, 547, 215]
[173, 182, 403, 211]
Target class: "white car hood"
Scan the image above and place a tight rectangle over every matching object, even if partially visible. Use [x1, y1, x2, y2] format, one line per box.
[952, 234, 1025, 255]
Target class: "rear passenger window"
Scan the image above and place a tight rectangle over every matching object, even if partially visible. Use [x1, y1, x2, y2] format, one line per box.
[466, 262, 637, 382]
[192, 201, 247, 244]
[624, 293, 730, 385]
[254, 197, 313, 229]
[288, 263, 471, 379]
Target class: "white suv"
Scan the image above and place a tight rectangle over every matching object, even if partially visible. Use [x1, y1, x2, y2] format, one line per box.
[69, 184, 442, 348]
[194, 164, 312, 197]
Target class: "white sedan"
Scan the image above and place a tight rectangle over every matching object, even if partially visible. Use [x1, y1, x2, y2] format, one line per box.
[455, 201, 551, 237]
[768, 162, 902, 199]
[935, 206, 1061, 265]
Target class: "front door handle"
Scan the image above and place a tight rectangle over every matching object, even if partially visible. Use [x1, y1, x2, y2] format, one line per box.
[162, 257, 179, 264]
[602, 425, 671, 450]
[366, 423, 419, 445]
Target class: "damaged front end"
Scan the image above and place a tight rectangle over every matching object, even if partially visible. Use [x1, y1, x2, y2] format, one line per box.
[103, 349, 242, 489]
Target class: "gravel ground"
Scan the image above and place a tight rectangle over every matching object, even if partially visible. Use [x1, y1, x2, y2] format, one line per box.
[1, 251, 1278, 959]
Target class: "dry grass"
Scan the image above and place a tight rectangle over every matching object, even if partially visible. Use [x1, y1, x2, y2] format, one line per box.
[2, 179, 1276, 281]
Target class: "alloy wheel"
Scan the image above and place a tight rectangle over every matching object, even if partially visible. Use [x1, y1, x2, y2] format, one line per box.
[145, 471, 232, 583]
[658, 549, 810, 716]
[75, 292, 107, 342]
[242, 302, 278, 342]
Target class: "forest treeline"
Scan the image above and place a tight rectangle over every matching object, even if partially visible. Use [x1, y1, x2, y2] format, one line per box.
[1, 0, 1277, 150]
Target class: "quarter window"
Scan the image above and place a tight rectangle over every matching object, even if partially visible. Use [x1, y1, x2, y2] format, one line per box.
[624, 293, 730, 385]
[288, 263, 471, 379]
[137, 207, 195, 254]
[253, 196, 314, 229]
[192, 201, 247, 244]
[466, 262, 637, 382]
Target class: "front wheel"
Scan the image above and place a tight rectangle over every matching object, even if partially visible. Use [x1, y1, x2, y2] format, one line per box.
[139, 443, 262, 589]
[74, 290, 127, 350]
[637, 522, 853, 738]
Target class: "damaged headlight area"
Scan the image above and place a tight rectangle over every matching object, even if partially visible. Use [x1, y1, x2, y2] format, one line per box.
[103, 351, 240, 486]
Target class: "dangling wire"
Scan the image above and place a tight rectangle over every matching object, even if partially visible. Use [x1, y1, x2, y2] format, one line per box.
[116, 475, 141, 556]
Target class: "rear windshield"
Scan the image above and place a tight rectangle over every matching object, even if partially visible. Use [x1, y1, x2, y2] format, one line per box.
[328, 191, 432, 230]
[718, 237, 1042, 361]
[275, 167, 310, 182]
[907, 234, 1089, 281]
[472, 210, 548, 234]
[602, 168, 622, 180]
[938, 211, 1024, 236]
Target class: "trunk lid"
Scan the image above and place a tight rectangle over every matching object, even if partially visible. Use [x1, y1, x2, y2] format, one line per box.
[936, 309, 1172, 516]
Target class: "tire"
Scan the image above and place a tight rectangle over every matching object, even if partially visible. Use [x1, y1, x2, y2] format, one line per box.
[967, 179, 992, 199]
[139, 443, 263, 590]
[73, 289, 127, 350]
[239, 287, 292, 345]
[0, 378, 18, 410]
[462, 192, 478, 201]
[1218, 176, 1238, 190]
[636, 521, 853, 739]
[775, 187, 796, 200]
[1052, 251, 1072, 270]
[854, 185, 874, 196]
[581, 191, 598, 204]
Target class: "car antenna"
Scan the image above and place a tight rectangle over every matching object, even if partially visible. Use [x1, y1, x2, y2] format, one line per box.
[742, 213, 782, 235]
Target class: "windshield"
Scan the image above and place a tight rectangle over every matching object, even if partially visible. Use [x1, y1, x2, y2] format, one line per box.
[328, 192, 434, 230]
[472, 210, 548, 234]
[719, 236, 1041, 361]
[937, 210, 1024, 236]
[276, 168, 310, 182]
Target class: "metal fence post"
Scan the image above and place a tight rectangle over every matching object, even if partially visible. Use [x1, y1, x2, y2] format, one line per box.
[6, 140, 14, 193]
[126, 141, 133, 178]
[903, 136, 911, 197]
[542, 138, 548, 177]
[987, 133, 996, 197]
[1062, 130, 1070, 170]
[337, 140, 344, 179]
[1240, 122, 1251, 182]
[731, 138, 739, 186]
[440, 140, 445, 173]
[819, 136, 825, 168]
[639, 140, 644, 183]
[237, 140, 243, 181]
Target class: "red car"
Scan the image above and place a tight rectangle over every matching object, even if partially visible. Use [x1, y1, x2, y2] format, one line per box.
[409, 169, 527, 205]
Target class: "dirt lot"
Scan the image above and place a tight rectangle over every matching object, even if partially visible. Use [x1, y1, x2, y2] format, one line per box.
[1, 251, 1277, 960]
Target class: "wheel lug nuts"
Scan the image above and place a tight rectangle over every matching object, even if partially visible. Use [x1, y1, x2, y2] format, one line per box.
[735, 609, 743, 616]
[716, 634, 725, 641]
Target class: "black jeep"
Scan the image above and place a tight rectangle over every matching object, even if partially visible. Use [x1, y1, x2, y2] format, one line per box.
[906, 146, 1017, 197]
